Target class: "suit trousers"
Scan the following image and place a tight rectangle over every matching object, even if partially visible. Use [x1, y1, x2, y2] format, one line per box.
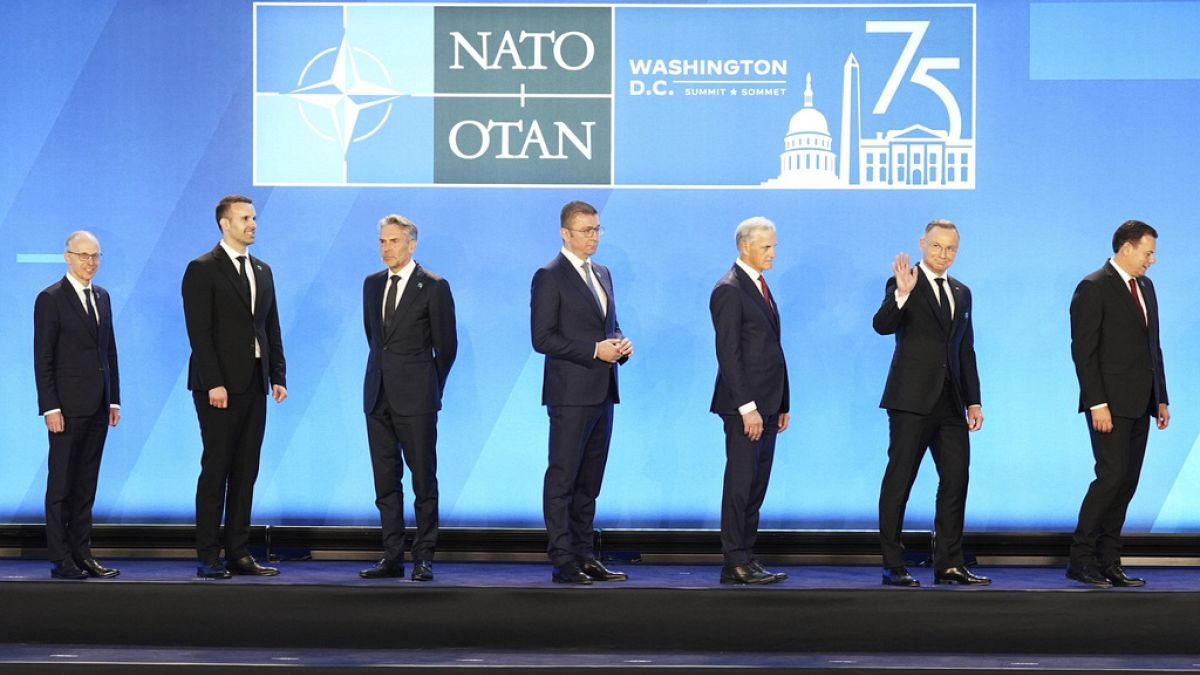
[543, 399, 614, 567]
[720, 413, 778, 566]
[366, 394, 439, 562]
[193, 365, 266, 563]
[1070, 408, 1151, 568]
[878, 384, 970, 569]
[44, 402, 109, 564]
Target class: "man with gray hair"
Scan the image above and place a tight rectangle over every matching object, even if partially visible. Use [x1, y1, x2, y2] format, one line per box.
[359, 214, 457, 581]
[34, 231, 121, 579]
[709, 216, 790, 584]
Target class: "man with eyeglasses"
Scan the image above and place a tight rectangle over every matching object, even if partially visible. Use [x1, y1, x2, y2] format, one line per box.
[34, 231, 122, 580]
[873, 219, 988, 587]
[531, 200, 633, 584]
[182, 194, 288, 579]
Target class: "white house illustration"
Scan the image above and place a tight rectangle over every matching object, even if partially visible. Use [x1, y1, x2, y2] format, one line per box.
[763, 52, 973, 189]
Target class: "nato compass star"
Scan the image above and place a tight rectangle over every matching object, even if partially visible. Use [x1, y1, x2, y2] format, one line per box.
[288, 34, 401, 154]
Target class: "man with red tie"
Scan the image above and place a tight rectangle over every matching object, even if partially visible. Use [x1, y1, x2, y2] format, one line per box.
[1067, 220, 1169, 588]
[710, 216, 790, 584]
[34, 231, 121, 580]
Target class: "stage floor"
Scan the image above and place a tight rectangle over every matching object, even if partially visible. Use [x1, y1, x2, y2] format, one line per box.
[3, 560, 1199, 671]
[2, 558, 1196, 590]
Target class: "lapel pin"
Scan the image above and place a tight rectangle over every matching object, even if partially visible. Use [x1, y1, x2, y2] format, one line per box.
[417, 282, 424, 289]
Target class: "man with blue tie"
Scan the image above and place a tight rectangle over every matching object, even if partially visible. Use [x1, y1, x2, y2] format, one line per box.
[873, 219, 988, 587]
[531, 200, 632, 584]
[359, 214, 457, 582]
[34, 231, 121, 580]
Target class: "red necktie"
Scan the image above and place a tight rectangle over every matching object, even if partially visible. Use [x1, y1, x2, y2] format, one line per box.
[1129, 278, 1146, 325]
[758, 274, 772, 307]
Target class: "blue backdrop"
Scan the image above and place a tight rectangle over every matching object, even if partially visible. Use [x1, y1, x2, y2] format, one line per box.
[2, 0, 1198, 532]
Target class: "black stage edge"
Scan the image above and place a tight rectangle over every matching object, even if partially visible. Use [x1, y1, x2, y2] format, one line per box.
[3, 524, 1199, 561]
[3, 562, 1200, 656]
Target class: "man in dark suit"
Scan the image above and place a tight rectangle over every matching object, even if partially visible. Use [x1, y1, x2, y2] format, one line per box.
[359, 214, 457, 582]
[182, 194, 287, 579]
[710, 217, 790, 585]
[531, 200, 632, 584]
[873, 219, 988, 587]
[1067, 220, 1169, 588]
[33, 231, 121, 580]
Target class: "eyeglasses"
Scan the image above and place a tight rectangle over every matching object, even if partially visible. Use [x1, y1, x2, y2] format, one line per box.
[567, 227, 604, 238]
[68, 251, 103, 263]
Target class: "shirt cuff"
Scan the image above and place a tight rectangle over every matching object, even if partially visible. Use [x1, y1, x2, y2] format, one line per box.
[1089, 403, 1108, 411]
[894, 290, 910, 309]
[42, 409, 61, 416]
[737, 401, 757, 415]
[110, 404, 120, 410]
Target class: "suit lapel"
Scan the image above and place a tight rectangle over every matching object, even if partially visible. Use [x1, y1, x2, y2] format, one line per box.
[1104, 262, 1147, 331]
[558, 254, 605, 321]
[734, 265, 779, 332]
[948, 277, 965, 334]
[385, 265, 424, 339]
[917, 268, 950, 331]
[213, 245, 252, 315]
[249, 256, 269, 322]
[59, 277, 99, 341]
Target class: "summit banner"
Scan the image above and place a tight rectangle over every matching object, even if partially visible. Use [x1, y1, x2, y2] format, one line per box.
[253, 3, 975, 189]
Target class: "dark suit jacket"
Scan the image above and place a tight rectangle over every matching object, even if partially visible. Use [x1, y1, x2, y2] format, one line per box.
[182, 244, 286, 395]
[1070, 260, 1168, 417]
[34, 277, 120, 416]
[709, 264, 789, 417]
[531, 252, 625, 407]
[362, 265, 457, 416]
[873, 267, 980, 416]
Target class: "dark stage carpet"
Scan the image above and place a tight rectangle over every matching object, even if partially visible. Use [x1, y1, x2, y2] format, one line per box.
[2, 560, 1198, 671]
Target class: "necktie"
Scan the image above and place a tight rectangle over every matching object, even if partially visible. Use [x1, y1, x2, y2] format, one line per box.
[934, 278, 952, 324]
[83, 288, 98, 326]
[1129, 278, 1146, 325]
[758, 274, 773, 308]
[237, 255, 252, 308]
[384, 274, 401, 326]
[582, 262, 605, 315]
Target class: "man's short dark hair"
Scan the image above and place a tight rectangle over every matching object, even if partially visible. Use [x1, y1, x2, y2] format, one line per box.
[215, 195, 253, 230]
[1112, 219, 1157, 253]
[560, 200, 597, 228]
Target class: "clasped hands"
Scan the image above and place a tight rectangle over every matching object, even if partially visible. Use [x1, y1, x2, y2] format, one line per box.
[596, 337, 633, 363]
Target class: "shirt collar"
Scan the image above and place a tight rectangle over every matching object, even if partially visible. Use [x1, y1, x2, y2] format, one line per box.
[917, 261, 948, 284]
[734, 257, 762, 281]
[218, 239, 250, 265]
[561, 246, 589, 268]
[64, 272, 91, 292]
[1108, 257, 1136, 286]
[387, 259, 417, 279]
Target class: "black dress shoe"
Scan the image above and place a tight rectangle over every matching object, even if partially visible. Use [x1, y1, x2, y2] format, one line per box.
[77, 558, 120, 578]
[50, 560, 88, 580]
[750, 560, 788, 581]
[1066, 565, 1113, 588]
[552, 561, 592, 584]
[720, 563, 779, 585]
[934, 566, 991, 585]
[227, 555, 279, 576]
[579, 558, 628, 581]
[1101, 564, 1145, 587]
[411, 560, 434, 582]
[197, 560, 232, 579]
[360, 558, 404, 579]
[882, 566, 920, 587]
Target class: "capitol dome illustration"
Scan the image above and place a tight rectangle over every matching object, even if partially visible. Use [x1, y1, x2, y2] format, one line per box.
[763, 73, 838, 187]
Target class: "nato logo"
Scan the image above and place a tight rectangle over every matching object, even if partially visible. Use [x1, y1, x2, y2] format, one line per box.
[254, 3, 612, 186]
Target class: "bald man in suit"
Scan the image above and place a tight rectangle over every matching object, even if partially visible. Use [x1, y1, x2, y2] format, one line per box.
[34, 231, 121, 580]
